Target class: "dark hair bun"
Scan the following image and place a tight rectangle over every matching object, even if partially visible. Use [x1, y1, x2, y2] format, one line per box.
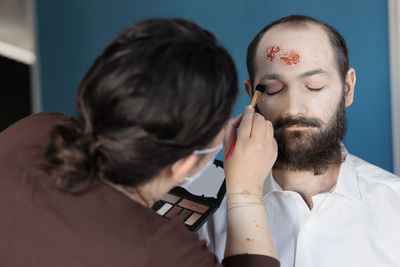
[43, 18, 238, 193]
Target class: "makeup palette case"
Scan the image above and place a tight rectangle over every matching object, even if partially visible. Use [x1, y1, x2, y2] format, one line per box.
[152, 160, 225, 231]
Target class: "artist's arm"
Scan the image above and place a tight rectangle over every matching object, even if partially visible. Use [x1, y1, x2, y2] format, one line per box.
[223, 106, 278, 258]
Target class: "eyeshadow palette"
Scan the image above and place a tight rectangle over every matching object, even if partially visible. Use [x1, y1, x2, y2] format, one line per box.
[152, 160, 225, 231]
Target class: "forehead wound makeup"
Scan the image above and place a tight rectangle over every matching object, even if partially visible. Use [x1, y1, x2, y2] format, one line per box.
[265, 45, 300, 65]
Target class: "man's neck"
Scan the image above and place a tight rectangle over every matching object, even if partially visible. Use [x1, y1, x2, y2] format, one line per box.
[272, 163, 341, 210]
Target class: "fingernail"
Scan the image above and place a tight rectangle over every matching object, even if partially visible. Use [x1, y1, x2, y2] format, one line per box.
[246, 105, 254, 110]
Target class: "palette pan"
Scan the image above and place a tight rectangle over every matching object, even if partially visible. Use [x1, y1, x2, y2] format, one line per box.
[152, 160, 225, 231]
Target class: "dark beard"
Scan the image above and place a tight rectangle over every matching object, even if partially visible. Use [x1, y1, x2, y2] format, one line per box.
[272, 94, 347, 175]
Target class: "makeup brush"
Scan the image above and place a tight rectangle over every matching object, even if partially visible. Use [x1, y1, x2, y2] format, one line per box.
[225, 84, 266, 159]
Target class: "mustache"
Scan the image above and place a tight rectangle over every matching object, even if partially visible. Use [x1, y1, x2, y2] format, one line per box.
[274, 116, 322, 130]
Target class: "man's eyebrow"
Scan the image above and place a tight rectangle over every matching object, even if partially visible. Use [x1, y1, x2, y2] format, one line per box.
[298, 69, 328, 78]
[258, 69, 328, 83]
[259, 74, 282, 82]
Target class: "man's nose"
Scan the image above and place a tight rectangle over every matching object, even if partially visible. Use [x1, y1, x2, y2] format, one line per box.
[282, 88, 307, 117]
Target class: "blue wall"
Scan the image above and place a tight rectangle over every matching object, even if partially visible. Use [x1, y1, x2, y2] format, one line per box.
[36, 0, 393, 172]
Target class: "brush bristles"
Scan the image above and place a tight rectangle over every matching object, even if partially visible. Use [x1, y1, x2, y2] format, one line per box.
[255, 84, 266, 94]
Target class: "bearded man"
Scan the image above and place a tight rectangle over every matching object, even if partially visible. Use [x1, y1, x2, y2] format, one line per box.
[199, 15, 400, 267]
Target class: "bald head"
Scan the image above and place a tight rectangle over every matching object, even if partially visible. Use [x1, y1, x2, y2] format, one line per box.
[246, 15, 348, 88]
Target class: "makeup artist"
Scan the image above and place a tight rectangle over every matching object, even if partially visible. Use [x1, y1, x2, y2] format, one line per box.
[0, 18, 279, 267]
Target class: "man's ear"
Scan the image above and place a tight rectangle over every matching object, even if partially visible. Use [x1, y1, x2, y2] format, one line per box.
[344, 68, 356, 107]
[244, 79, 253, 100]
[168, 154, 198, 183]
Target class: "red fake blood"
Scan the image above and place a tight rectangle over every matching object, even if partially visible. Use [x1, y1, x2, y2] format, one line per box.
[280, 50, 300, 65]
[266, 45, 280, 61]
[265, 45, 300, 65]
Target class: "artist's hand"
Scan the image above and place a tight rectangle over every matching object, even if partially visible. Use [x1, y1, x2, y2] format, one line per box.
[224, 106, 278, 259]
[223, 106, 277, 195]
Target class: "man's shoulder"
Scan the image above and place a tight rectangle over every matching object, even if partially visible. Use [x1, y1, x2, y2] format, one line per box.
[348, 153, 400, 193]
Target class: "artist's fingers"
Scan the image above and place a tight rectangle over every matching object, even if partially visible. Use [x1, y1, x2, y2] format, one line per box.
[264, 120, 275, 146]
[265, 120, 274, 140]
[250, 113, 267, 140]
[231, 113, 243, 129]
[225, 113, 242, 136]
[223, 119, 237, 157]
[265, 120, 278, 160]
[237, 106, 254, 141]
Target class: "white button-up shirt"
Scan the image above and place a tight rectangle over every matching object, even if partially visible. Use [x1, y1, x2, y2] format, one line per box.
[199, 153, 400, 267]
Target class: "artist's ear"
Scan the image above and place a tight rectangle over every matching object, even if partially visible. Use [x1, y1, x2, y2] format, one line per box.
[168, 154, 198, 183]
[344, 68, 356, 107]
[244, 79, 253, 100]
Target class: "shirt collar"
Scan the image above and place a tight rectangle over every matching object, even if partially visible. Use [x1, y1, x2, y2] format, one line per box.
[263, 148, 362, 201]
[263, 171, 283, 196]
[331, 149, 362, 201]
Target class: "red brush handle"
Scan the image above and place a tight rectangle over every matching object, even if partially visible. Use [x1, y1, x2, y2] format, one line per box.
[225, 136, 237, 160]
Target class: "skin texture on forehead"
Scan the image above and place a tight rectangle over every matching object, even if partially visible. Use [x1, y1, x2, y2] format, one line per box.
[254, 23, 336, 80]
[265, 45, 300, 65]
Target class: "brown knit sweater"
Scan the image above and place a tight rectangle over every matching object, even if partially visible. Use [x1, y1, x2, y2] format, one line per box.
[0, 112, 279, 267]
